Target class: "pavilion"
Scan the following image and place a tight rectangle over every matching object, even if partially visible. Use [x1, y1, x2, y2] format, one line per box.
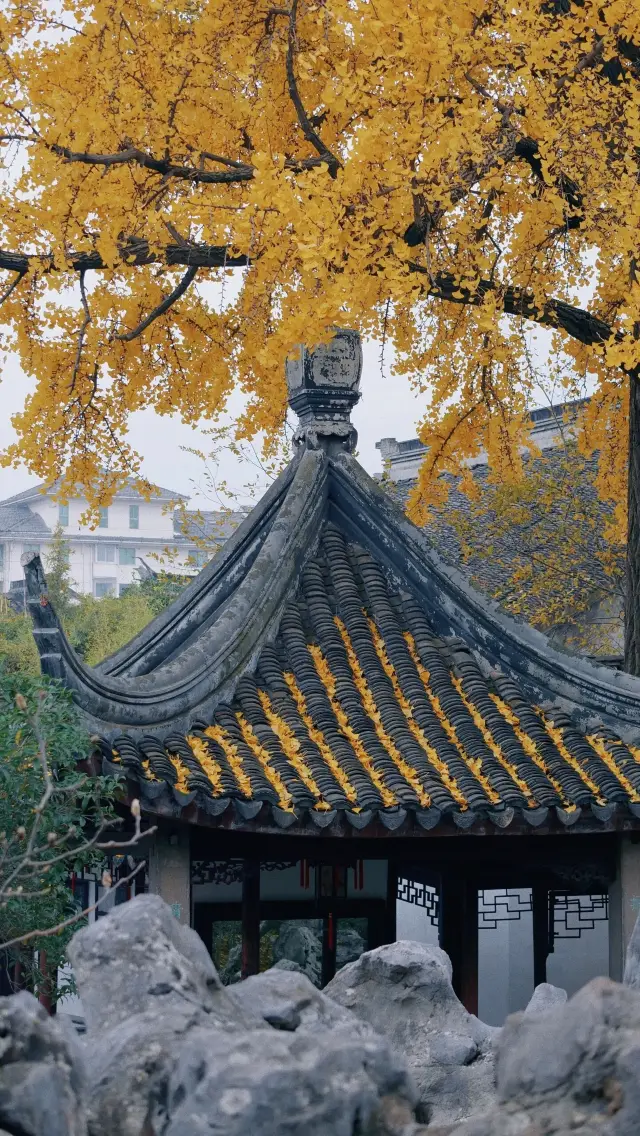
[24, 329, 640, 1010]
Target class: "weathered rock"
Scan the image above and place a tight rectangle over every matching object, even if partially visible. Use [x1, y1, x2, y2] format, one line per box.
[68, 896, 419, 1136]
[623, 908, 640, 989]
[446, 977, 640, 1136]
[270, 957, 305, 975]
[157, 1021, 418, 1136]
[325, 940, 499, 1126]
[67, 892, 249, 1033]
[0, 991, 86, 1136]
[230, 965, 375, 1035]
[524, 982, 567, 1014]
[273, 921, 322, 986]
[68, 894, 265, 1136]
[336, 925, 366, 970]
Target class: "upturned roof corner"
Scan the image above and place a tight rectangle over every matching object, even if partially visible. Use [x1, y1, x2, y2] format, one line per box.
[21, 330, 640, 835]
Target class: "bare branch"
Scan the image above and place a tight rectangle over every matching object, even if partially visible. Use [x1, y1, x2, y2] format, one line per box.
[0, 860, 147, 952]
[115, 264, 199, 341]
[0, 237, 247, 274]
[0, 267, 26, 306]
[51, 143, 256, 184]
[407, 263, 620, 348]
[286, 0, 341, 176]
[69, 268, 91, 391]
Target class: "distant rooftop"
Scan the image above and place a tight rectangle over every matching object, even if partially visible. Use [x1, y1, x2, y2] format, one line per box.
[0, 503, 51, 537]
[1, 477, 188, 507]
[376, 397, 589, 476]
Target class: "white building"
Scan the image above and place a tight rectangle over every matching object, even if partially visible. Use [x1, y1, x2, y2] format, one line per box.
[0, 479, 241, 601]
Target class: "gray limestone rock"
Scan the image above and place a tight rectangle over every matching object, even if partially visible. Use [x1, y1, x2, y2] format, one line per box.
[158, 1022, 418, 1136]
[324, 940, 499, 1127]
[230, 966, 375, 1036]
[273, 920, 322, 986]
[270, 957, 305, 974]
[524, 982, 567, 1014]
[336, 924, 366, 970]
[444, 976, 640, 1136]
[67, 893, 253, 1033]
[68, 896, 419, 1136]
[623, 908, 640, 989]
[68, 895, 265, 1136]
[0, 991, 86, 1136]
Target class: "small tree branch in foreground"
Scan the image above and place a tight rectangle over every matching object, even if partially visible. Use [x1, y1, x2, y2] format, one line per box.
[0, 859, 148, 951]
[115, 264, 199, 341]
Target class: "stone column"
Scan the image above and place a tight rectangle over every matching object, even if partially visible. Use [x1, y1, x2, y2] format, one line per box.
[147, 823, 191, 926]
[609, 836, 640, 981]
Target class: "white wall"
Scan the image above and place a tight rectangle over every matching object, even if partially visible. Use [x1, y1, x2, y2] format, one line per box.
[0, 491, 204, 596]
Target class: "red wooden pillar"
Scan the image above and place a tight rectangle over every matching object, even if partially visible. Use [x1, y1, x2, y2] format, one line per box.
[440, 873, 479, 1014]
[241, 859, 260, 979]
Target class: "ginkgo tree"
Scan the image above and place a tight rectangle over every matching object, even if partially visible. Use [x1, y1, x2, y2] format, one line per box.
[2, 1, 640, 665]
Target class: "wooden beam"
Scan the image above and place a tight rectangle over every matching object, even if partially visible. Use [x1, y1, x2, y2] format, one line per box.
[241, 859, 260, 979]
[440, 873, 479, 1014]
[532, 884, 550, 987]
[384, 859, 398, 943]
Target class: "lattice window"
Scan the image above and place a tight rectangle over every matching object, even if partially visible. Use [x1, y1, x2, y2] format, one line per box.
[551, 893, 608, 940]
[478, 889, 532, 930]
[397, 878, 439, 925]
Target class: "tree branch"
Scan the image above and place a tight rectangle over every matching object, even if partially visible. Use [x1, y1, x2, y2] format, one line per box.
[52, 143, 256, 184]
[70, 268, 91, 391]
[408, 263, 620, 347]
[286, 0, 341, 176]
[49, 142, 325, 183]
[0, 238, 248, 278]
[0, 267, 26, 305]
[115, 263, 199, 341]
[0, 859, 147, 951]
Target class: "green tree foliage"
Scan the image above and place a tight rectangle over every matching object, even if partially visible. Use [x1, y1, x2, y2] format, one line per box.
[66, 589, 157, 666]
[0, 671, 120, 1000]
[0, 572, 188, 678]
[43, 525, 74, 623]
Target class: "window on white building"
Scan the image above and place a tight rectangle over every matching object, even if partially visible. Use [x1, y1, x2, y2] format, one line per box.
[23, 543, 40, 557]
[129, 504, 139, 529]
[98, 506, 109, 528]
[189, 547, 209, 568]
[94, 579, 116, 599]
[96, 545, 116, 563]
[119, 546, 136, 566]
[58, 503, 69, 526]
[0, 544, 4, 580]
[119, 583, 133, 597]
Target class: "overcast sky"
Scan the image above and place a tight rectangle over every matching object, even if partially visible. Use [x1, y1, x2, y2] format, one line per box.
[0, 338, 423, 507]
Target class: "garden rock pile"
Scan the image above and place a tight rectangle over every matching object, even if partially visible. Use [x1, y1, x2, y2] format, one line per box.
[441, 976, 640, 1136]
[325, 940, 499, 1126]
[68, 894, 418, 1136]
[4, 895, 640, 1135]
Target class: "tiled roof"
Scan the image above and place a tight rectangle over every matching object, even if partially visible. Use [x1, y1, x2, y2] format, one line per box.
[96, 524, 640, 832]
[1, 477, 186, 506]
[388, 448, 619, 626]
[0, 504, 51, 536]
[173, 509, 246, 541]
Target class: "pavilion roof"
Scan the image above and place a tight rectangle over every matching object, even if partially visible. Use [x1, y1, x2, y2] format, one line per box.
[23, 331, 640, 836]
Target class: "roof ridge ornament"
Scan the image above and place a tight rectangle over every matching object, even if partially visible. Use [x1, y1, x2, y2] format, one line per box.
[286, 328, 362, 453]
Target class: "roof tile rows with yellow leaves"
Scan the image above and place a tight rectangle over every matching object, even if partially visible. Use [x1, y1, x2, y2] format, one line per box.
[101, 528, 640, 830]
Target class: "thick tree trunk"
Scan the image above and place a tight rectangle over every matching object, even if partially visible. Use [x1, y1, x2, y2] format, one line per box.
[624, 370, 640, 674]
